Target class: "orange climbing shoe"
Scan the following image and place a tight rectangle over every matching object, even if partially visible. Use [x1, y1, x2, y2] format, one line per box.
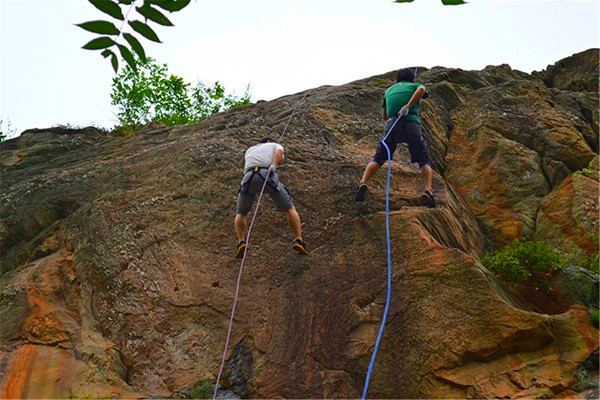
[234, 241, 247, 258]
[292, 239, 309, 255]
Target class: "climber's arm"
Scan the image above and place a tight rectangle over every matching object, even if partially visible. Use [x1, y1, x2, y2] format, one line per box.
[407, 85, 427, 109]
[273, 147, 284, 167]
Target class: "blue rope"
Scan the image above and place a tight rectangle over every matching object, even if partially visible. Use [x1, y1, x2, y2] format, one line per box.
[360, 117, 399, 400]
[361, 67, 418, 399]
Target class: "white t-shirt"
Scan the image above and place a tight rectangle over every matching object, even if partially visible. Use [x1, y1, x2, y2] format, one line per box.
[244, 142, 284, 171]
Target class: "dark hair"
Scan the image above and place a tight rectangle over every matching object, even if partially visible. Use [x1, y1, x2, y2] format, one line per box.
[259, 137, 276, 144]
[396, 68, 415, 83]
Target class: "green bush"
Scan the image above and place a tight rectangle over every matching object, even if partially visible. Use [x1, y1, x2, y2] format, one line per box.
[574, 252, 600, 274]
[110, 123, 143, 137]
[590, 310, 599, 328]
[175, 380, 214, 399]
[482, 239, 565, 290]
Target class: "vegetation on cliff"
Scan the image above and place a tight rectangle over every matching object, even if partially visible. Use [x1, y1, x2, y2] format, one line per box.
[110, 57, 250, 131]
[482, 239, 565, 290]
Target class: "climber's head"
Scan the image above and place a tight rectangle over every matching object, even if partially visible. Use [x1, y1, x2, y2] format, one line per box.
[396, 68, 415, 83]
[259, 137, 276, 144]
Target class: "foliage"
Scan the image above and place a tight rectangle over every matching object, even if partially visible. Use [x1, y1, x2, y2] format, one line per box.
[79, 0, 466, 73]
[173, 380, 214, 399]
[111, 124, 143, 136]
[395, 0, 466, 4]
[575, 365, 598, 391]
[482, 239, 566, 291]
[573, 252, 599, 274]
[186, 381, 214, 399]
[0, 119, 17, 142]
[591, 310, 599, 328]
[111, 57, 250, 128]
[77, 0, 191, 73]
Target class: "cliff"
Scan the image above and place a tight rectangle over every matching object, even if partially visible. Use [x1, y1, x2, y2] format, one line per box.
[1, 49, 598, 399]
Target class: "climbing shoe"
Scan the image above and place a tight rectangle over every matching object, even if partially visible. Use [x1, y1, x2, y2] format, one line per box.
[234, 241, 247, 259]
[354, 183, 368, 202]
[420, 190, 437, 208]
[292, 239, 309, 255]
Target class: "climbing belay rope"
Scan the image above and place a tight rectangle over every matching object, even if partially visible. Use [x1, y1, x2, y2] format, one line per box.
[361, 67, 418, 399]
[213, 92, 309, 399]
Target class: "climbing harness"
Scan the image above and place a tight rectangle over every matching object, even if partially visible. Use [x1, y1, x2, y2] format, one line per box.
[240, 166, 279, 194]
[361, 67, 419, 399]
[213, 92, 309, 399]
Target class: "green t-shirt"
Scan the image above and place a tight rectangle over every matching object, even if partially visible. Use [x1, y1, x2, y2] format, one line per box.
[381, 81, 425, 123]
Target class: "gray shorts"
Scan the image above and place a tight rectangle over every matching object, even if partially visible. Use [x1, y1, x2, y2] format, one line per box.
[235, 168, 293, 214]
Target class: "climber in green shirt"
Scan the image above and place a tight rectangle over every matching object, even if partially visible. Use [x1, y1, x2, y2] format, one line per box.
[355, 68, 436, 207]
[382, 81, 424, 123]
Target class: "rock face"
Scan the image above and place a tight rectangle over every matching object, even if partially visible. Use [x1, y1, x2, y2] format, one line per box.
[444, 76, 597, 246]
[1, 50, 598, 399]
[535, 156, 599, 258]
[534, 48, 600, 92]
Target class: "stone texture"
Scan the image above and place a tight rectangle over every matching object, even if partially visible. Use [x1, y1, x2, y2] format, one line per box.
[553, 266, 600, 310]
[0, 246, 138, 399]
[535, 48, 599, 92]
[445, 79, 596, 246]
[0, 50, 598, 399]
[535, 156, 599, 258]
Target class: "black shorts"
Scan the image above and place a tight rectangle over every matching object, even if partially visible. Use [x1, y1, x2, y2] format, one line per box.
[372, 118, 431, 166]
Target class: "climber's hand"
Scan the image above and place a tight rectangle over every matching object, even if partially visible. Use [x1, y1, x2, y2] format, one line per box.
[398, 105, 410, 117]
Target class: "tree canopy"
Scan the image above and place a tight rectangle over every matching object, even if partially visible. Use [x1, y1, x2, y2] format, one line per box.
[111, 57, 251, 128]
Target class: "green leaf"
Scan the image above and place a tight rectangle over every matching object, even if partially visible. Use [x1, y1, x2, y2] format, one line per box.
[76, 20, 120, 35]
[101, 49, 113, 58]
[123, 33, 146, 61]
[111, 53, 119, 73]
[118, 0, 135, 4]
[89, 0, 125, 20]
[129, 20, 162, 42]
[136, 5, 173, 26]
[82, 36, 116, 50]
[117, 44, 137, 72]
[441, 0, 467, 4]
[394, 0, 415, 2]
[149, 0, 191, 13]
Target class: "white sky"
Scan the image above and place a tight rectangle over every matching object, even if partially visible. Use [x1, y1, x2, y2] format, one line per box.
[1, 0, 598, 134]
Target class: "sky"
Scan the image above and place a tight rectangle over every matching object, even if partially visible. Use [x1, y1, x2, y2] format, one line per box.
[1, 0, 598, 135]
